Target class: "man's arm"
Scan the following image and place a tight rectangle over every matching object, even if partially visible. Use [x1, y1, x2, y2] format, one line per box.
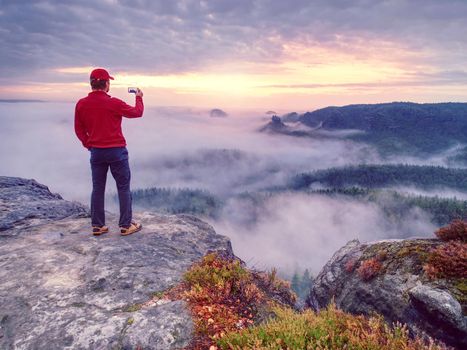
[74, 102, 89, 149]
[114, 89, 144, 118]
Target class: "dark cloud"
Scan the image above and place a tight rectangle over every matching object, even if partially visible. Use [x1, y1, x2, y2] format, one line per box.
[1, 0, 466, 81]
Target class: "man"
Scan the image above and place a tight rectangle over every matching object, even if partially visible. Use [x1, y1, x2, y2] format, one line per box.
[74, 68, 143, 236]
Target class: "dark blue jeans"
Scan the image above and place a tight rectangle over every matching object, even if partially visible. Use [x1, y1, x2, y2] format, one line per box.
[90, 147, 132, 228]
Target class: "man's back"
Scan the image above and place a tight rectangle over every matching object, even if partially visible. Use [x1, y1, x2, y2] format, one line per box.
[75, 68, 144, 236]
[75, 90, 144, 149]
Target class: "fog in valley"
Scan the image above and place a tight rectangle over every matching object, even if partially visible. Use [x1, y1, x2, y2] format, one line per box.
[0, 101, 462, 275]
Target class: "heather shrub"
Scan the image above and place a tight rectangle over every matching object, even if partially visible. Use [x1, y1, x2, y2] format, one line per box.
[435, 219, 466, 242]
[357, 257, 382, 281]
[423, 241, 467, 279]
[344, 258, 357, 273]
[181, 253, 261, 346]
[167, 253, 448, 350]
[168, 253, 293, 349]
[217, 303, 447, 350]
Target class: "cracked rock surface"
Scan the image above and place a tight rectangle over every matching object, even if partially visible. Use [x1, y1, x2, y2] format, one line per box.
[307, 239, 466, 349]
[0, 176, 89, 235]
[0, 177, 233, 349]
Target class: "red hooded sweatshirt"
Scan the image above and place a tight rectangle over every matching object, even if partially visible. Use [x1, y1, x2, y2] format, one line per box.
[74, 91, 144, 149]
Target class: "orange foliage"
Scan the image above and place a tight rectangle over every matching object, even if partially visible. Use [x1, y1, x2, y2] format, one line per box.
[345, 258, 357, 273]
[166, 253, 273, 349]
[357, 258, 382, 281]
[423, 241, 467, 279]
[435, 219, 467, 242]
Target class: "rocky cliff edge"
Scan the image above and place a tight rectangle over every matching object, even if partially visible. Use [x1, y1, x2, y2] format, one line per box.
[0, 176, 233, 349]
[307, 236, 466, 349]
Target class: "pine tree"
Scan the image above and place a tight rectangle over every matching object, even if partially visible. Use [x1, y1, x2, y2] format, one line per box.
[291, 272, 301, 296]
[300, 269, 312, 297]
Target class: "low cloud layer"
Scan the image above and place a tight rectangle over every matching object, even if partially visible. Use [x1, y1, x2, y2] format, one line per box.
[0, 102, 458, 274]
[1, 101, 461, 201]
[0, 103, 381, 201]
[213, 192, 437, 275]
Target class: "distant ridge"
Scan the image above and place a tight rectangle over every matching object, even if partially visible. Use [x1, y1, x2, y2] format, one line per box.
[291, 102, 467, 157]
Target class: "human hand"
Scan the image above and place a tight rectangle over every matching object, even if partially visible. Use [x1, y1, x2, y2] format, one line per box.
[136, 88, 143, 97]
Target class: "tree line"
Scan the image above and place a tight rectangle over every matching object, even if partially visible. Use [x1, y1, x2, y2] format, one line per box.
[291, 164, 467, 191]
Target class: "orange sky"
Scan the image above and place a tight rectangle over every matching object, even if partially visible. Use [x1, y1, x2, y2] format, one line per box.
[2, 37, 467, 111]
[2, 1, 467, 111]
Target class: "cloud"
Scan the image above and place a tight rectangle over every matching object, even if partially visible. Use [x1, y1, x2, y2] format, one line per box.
[258, 71, 467, 92]
[1, 0, 467, 83]
[0, 102, 377, 203]
[0, 101, 455, 274]
[213, 192, 437, 275]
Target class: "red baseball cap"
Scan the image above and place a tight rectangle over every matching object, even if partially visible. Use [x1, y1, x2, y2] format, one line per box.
[90, 68, 114, 80]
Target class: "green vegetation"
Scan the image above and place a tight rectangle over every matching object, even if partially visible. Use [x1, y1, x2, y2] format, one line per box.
[350, 239, 438, 278]
[166, 252, 295, 349]
[217, 303, 445, 350]
[315, 188, 466, 226]
[291, 164, 467, 191]
[300, 102, 467, 156]
[285, 164, 467, 226]
[121, 165, 465, 227]
[164, 253, 448, 349]
[183, 253, 249, 291]
[290, 269, 313, 299]
[128, 187, 223, 218]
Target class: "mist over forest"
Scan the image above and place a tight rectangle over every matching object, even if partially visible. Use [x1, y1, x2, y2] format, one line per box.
[1, 101, 465, 276]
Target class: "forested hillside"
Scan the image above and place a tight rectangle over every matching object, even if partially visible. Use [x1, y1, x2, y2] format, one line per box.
[291, 164, 467, 191]
[306, 188, 467, 225]
[298, 102, 467, 156]
[126, 187, 223, 218]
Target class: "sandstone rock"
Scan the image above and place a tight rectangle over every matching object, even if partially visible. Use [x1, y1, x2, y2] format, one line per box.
[307, 238, 467, 349]
[281, 112, 300, 123]
[0, 176, 89, 235]
[0, 177, 233, 349]
[258, 115, 315, 137]
[209, 108, 228, 118]
[409, 285, 465, 346]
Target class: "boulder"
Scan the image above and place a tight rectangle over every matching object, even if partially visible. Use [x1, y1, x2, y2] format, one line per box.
[307, 238, 467, 349]
[0, 176, 88, 235]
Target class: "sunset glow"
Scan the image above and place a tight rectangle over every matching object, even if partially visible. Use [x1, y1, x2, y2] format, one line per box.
[1, 1, 466, 109]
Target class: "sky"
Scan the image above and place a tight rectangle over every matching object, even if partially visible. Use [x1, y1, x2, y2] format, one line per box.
[1, 0, 467, 109]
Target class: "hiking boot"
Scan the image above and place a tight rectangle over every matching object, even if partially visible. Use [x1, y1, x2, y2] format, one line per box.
[120, 222, 142, 236]
[92, 225, 109, 236]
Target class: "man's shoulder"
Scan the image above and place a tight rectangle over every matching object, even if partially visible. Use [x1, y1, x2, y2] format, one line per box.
[76, 95, 90, 105]
[75, 97, 85, 110]
[109, 96, 125, 104]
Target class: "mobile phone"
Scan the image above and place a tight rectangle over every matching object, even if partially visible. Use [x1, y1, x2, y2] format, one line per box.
[128, 87, 138, 94]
